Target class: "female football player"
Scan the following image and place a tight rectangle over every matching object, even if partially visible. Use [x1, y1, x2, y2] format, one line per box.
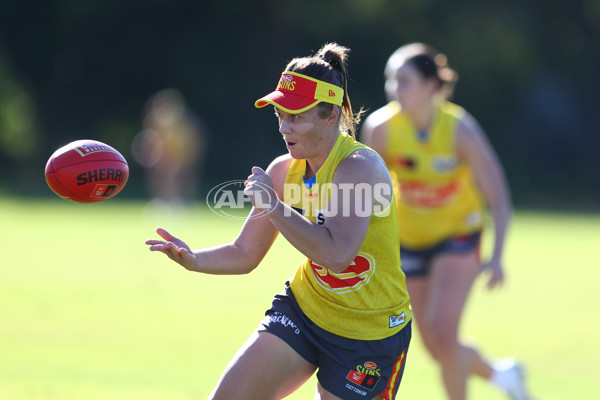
[361, 42, 532, 400]
[146, 43, 412, 400]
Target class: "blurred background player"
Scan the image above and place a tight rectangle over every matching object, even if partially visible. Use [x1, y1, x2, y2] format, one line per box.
[132, 88, 205, 208]
[361, 42, 533, 400]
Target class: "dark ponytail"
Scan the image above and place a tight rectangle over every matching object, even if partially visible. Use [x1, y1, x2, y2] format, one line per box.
[285, 42, 364, 136]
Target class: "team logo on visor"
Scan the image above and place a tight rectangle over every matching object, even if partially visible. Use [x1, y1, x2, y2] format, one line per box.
[278, 75, 296, 91]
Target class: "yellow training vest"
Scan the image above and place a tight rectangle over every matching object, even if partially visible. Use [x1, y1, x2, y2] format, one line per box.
[382, 101, 484, 249]
[284, 132, 411, 340]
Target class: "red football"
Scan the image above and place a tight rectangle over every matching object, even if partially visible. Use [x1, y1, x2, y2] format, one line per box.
[45, 139, 129, 203]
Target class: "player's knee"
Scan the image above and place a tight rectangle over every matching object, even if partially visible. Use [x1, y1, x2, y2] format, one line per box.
[428, 321, 459, 361]
[417, 326, 437, 357]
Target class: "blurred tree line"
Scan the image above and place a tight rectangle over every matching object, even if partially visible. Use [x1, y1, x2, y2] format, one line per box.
[0, 0, 598, 209]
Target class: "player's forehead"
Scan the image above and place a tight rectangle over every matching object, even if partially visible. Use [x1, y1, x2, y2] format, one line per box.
[392, 61, 421, 79]
[386, 56, 416, 80]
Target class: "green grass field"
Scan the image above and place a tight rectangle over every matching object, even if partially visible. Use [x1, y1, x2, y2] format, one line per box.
[0, 197, 598, 399]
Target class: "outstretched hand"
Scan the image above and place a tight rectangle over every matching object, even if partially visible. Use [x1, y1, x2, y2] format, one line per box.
[145, 228, 197, 271]
[481, 259, 505, 290]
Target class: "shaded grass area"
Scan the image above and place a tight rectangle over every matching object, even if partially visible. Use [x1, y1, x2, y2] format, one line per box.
[0, 197, 598, 399]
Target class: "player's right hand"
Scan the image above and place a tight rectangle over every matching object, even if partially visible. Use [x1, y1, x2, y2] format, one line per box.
[145, 228, 198, 271]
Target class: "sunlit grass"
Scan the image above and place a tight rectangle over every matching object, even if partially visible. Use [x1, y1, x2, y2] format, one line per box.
[0, 197, 598, 399]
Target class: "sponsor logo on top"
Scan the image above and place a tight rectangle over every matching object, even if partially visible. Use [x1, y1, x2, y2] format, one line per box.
[399, 181, 459, 208]
[395, 155, 416, 169]
[432, 155, 458, 172]
[389, 312, 406, 328]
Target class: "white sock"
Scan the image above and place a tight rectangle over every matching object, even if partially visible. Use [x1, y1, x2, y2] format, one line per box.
[490, 368, 511, 390]
[489, 359, 517, 391]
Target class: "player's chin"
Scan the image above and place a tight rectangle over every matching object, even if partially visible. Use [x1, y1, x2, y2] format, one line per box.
[287, 147, 304, 160]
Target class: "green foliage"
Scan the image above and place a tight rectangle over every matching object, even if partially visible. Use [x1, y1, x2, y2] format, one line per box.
[0, 49, 38, 161]
[0, 198, 598, 399]
[0, 0, 598, 205]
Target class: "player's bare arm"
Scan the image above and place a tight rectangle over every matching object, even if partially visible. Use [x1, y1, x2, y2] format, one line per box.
[145, 155, 291, 275]
[456, 112, 512, 288]
[246, 148, 391, 273]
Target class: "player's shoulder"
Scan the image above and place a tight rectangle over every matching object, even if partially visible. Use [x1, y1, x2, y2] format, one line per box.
[440, 100, 466, 119]
[337, 147, 390, 184]
[360, 102, 402, 151]
[452, 107, 493, 158]
[266, 153, 293, 192]
[362, 101, 401, 130]
[267, 153, 293, 172]
[454, 107, 483, 139]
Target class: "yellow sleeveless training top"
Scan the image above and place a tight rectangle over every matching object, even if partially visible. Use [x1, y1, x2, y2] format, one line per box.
[284, 131, 411, 340]
[382, 101, 484, 249]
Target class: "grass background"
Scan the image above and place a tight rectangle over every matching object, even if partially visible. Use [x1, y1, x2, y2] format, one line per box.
[0, 197, 598, 399]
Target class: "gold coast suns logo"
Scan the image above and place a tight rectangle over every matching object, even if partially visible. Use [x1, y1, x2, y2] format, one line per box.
[278, 74, 296, 91]
[310, 252, 375, 293]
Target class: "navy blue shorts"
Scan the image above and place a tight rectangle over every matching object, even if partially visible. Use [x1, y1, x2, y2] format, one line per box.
[400, 231, 481, 277]
[257, 283, 411, 399]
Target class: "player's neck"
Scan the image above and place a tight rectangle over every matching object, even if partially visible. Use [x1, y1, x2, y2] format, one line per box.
[305, 130, 339, 179]
[407, 103, 436, 133]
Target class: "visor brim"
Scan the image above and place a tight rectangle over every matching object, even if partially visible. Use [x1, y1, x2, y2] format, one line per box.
[255, 90, 320, 114]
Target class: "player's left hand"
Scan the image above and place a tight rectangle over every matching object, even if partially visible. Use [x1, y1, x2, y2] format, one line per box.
[244, 166, 279, 212]
[482, 258, 505, 290]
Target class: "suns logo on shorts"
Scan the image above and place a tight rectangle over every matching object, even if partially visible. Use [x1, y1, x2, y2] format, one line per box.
[310, 252, 375, 294]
